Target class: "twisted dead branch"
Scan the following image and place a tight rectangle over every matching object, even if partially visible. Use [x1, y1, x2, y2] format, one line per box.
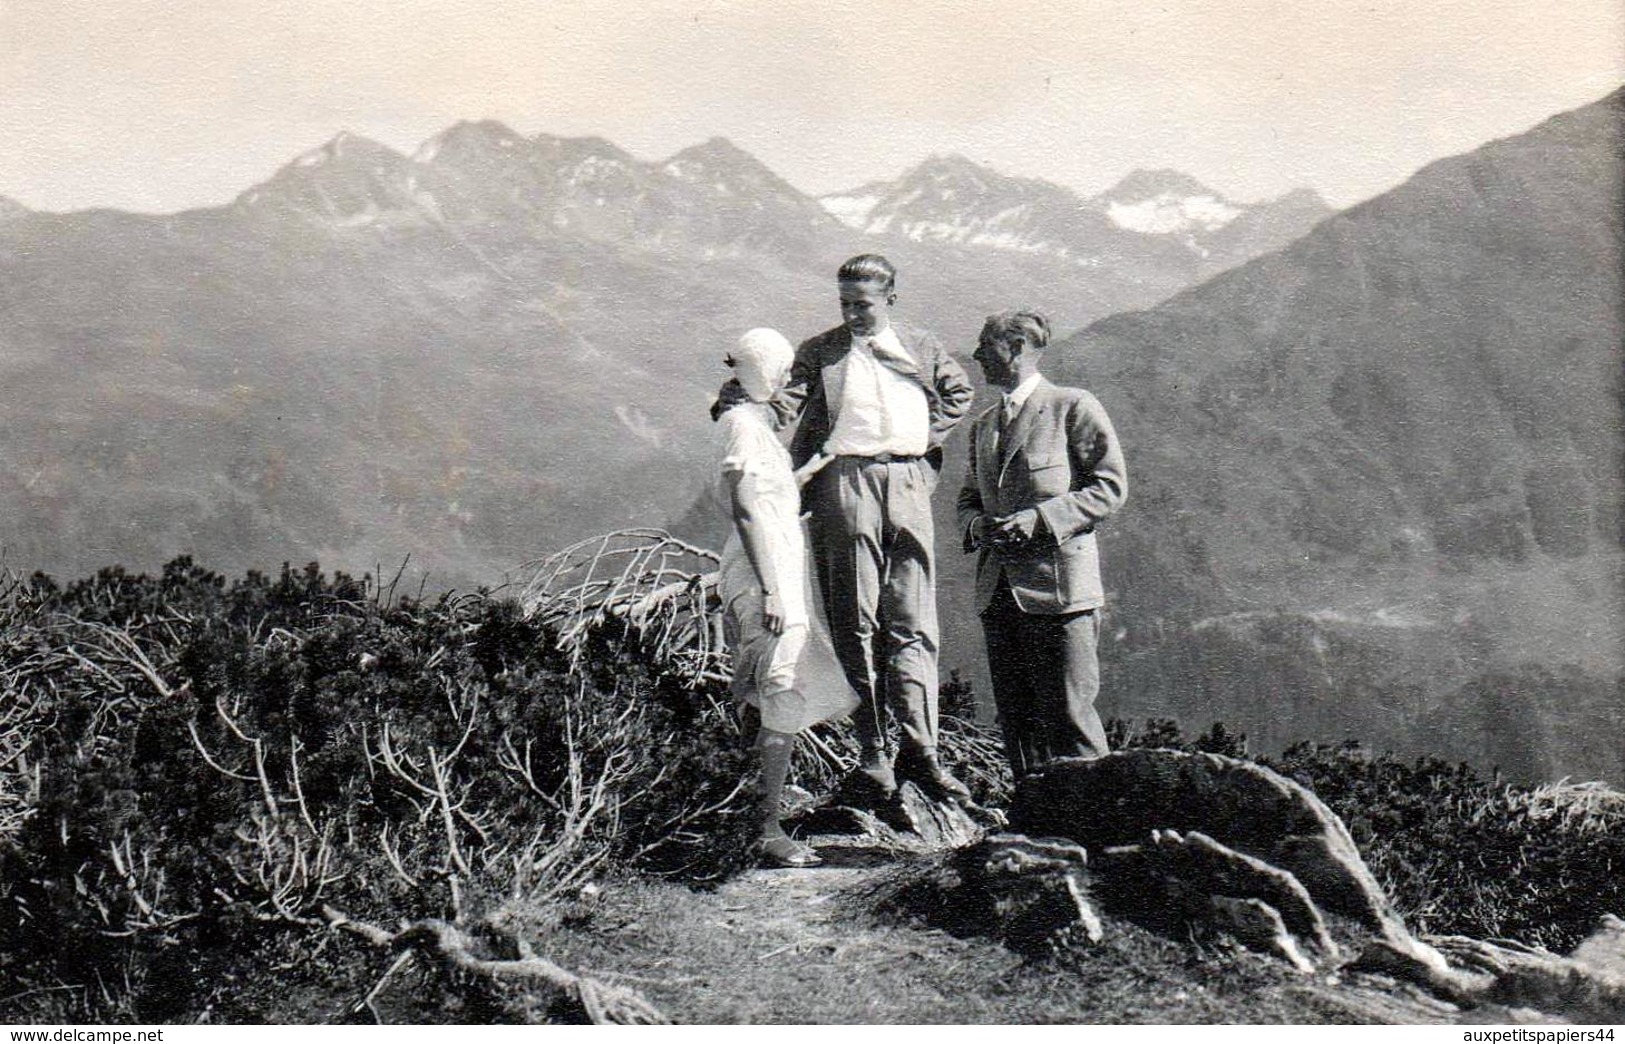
[518, 528, 1012, 805]
[518, 529, 725, 685]
[322, 906, 668, 1024]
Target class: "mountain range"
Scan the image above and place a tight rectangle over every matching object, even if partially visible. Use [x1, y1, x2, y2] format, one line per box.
[0, 127, 1319, 589]
[819, 158, 1329, 280]
[2, 92, 1619, 782]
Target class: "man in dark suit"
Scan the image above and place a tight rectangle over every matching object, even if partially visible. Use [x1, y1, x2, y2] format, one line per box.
[773, 254, 976, 801]
[957, 310, 1128, 777]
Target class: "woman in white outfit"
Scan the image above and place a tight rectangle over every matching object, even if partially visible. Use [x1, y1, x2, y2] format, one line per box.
[715, 328, 856, 867]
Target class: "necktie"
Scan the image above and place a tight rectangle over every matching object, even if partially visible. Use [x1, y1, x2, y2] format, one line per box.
[995, 395, 1015, 457]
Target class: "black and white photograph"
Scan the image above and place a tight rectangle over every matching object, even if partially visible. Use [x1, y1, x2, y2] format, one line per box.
[2, 0, 1622, 1026]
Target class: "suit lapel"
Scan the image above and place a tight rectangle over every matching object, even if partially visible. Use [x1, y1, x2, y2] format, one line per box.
[978, 406, 1002, 501]
[997, 377, 1053, 483]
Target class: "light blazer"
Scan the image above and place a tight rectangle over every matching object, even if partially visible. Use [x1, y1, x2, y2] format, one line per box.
[773, 324, 974, 472]
[956, 377, 1128, 615]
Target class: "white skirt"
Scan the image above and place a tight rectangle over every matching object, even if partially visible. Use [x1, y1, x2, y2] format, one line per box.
[722, 524, 859, 734]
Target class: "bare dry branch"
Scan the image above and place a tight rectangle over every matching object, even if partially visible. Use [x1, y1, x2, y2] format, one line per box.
[185, 720, 256, 782]
[428, 746, 472, 879]
[517, 529, 725, 686]
[322, 907, 669, 1025]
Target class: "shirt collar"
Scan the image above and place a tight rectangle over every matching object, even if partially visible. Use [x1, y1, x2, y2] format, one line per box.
[1004, 373, 1043, 412]
[851, 326, 904, 355]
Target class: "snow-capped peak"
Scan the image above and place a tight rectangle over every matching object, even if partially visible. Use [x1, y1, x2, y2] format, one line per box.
[1093, 170, 1242, 235]
[1106, 193, 1242, 234]
[818, 180, 892, 229]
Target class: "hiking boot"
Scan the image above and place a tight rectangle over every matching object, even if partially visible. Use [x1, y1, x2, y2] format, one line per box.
[896, 747, 972, 805]
[842, 747, 897, 802]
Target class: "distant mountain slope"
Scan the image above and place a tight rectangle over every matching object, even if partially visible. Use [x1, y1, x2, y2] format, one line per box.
[1039, 87, 1625, 781]
[0, 128, 1318, 596]
[820, 158, 1331, 285]
[21, 105, 1615, 783]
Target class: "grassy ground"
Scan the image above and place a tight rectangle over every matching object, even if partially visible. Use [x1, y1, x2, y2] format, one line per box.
[63, 854, 1558, 1025]
[535, 857, 1479, 1024]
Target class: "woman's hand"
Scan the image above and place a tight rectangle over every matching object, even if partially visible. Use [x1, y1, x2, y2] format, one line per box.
[761, 590, 785, 635]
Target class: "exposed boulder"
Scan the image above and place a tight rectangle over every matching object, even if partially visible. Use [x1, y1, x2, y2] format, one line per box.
[1094, 828, 1337, 963]
[792, 781, 994, 855]
[881, 833, 1103, 956]
[1209, 896, 1316, 975]
[960, 834, 1103, 952]
[1414, 930, 1625, 1021]
[1010, 749, 1402, 937]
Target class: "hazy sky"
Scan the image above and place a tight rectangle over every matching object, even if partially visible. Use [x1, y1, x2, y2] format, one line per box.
[2, 0, 1621, 213]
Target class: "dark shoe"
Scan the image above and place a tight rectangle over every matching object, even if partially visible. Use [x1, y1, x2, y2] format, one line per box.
[845, 748, 897, 801]
[896, 747, 972, 804]
[756, 832, 822, 868]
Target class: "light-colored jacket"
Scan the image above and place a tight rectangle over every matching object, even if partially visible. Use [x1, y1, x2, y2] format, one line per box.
[956, 376, 1128, 615]
[774, 324, 974, 473]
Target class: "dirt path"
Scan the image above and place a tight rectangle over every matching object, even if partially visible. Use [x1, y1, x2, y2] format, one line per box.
[544, 854, 1497, 1024]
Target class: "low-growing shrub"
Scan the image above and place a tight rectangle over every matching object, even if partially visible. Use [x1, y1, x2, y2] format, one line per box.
[1105, 717, 1625, 953]
[0, 559, 753, 1022]
[6, 552, 1619, 1020]
[1269, 739, 1625, 952]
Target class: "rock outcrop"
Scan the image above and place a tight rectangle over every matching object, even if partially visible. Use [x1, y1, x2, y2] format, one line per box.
[1010, 749, 1402, 935]
[986, 749, 1465, 978]
[879, 834, 1103, 956]
[1094, 828, 1337, 964]
[1365, 918, 1625, 1022]
[792, 781, 997, 855]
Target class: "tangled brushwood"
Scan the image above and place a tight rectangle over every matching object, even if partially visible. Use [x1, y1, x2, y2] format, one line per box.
[1, 535, 1004, 1023]
[516, 529, 1013, 806]
[0, 553, 759, 1023]
[6, 538, 1619, 1022]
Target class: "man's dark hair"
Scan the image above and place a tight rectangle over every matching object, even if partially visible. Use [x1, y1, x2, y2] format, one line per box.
[838, 254, 897, 294]
[983, 309, 1050, 351]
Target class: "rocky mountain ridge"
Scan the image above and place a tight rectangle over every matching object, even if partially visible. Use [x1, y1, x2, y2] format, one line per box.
[0, 123, 1315, 600]
[818, 156, 1331, 274]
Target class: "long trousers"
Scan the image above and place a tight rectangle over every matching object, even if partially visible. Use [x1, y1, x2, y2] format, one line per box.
[981, 578, 1110, 776]
[808, 456, 940, 755]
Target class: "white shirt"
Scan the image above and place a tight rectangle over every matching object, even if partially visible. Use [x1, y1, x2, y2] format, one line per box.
[990, 372, 1043, 463]
[822, 327, 931, 458]
[1002, 373, 1043, 420]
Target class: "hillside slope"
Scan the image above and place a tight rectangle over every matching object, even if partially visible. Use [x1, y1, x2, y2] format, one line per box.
[1043, 88, 1624, 780]
[0, 134, 1304, 591]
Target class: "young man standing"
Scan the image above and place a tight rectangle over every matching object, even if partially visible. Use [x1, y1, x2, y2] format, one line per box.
[958, 310, 1128, 778]
[775, 254, 975, 802]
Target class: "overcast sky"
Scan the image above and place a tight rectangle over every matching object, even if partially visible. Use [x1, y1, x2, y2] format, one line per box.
[1, 0, 1621, 213]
